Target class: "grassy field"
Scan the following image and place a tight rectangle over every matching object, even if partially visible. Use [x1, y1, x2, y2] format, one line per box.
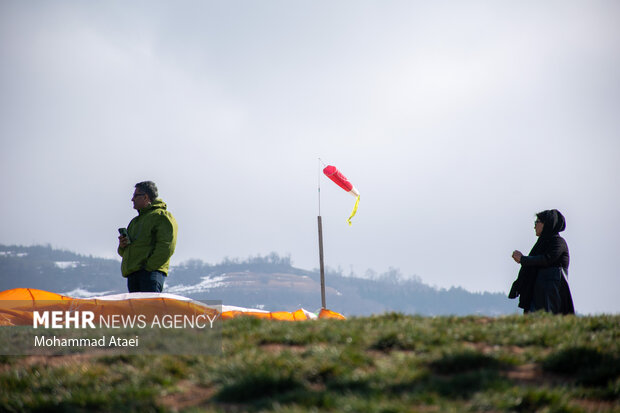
[1, 312, 619, 412]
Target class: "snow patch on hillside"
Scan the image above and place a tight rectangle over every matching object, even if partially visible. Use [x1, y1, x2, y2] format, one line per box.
[55, 261, 81, 269]
[167, 275, 229, 294]
[0, 251, 28, 257]
[63, 288, 116, 298]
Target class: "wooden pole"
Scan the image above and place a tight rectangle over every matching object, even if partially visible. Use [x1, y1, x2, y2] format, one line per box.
[317, 215, 326, 308]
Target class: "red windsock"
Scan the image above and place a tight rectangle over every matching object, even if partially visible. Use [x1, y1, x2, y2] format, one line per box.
[323, 165, 360, 198]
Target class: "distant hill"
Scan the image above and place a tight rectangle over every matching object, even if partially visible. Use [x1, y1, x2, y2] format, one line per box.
[0, 244, 517, 316]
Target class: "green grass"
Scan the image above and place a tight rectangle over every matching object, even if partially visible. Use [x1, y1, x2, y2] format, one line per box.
[1, 313, 619, 412]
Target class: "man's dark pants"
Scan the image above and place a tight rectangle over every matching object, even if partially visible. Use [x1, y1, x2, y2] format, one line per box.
[127, 269, 165, 293]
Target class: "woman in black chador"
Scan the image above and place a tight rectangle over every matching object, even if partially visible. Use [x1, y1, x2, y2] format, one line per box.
[509, 209, 575, 314]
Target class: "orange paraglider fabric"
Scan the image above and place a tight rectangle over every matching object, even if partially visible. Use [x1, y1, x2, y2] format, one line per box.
[0, 288, 345, 325]
[319, 308, 347, 320]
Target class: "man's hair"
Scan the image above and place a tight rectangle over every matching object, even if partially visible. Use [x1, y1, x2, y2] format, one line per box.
[135, 181, 158, 201]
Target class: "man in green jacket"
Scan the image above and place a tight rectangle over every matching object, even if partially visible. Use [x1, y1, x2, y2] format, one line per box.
[118, 181, 178, 292]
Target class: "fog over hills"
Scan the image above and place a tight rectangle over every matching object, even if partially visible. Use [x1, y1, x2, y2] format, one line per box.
[0, 244, 516, 316]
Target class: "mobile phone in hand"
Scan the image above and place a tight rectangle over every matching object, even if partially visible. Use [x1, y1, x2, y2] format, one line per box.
[118, 228, 130, 244]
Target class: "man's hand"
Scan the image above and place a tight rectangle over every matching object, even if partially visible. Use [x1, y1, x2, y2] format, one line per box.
[512, 250, 523, 263]
[119, 235, 130, 248]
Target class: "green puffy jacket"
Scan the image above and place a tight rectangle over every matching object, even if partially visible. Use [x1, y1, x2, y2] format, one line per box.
[118, 199, 178, 277]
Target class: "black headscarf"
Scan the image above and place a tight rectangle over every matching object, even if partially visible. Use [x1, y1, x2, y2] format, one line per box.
[529, 209, 566, 256]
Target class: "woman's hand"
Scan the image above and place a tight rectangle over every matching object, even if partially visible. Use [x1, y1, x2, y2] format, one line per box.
[512, 250, 523, 263]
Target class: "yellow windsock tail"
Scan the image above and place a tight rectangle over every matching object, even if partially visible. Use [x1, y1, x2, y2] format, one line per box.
[347, 195, 360, 226]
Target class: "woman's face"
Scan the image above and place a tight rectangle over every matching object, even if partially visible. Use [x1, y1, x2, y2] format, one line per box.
[535, 219, 544, 237]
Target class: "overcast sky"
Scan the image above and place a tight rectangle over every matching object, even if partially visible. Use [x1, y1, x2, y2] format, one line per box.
[1, 1, 619, 314]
